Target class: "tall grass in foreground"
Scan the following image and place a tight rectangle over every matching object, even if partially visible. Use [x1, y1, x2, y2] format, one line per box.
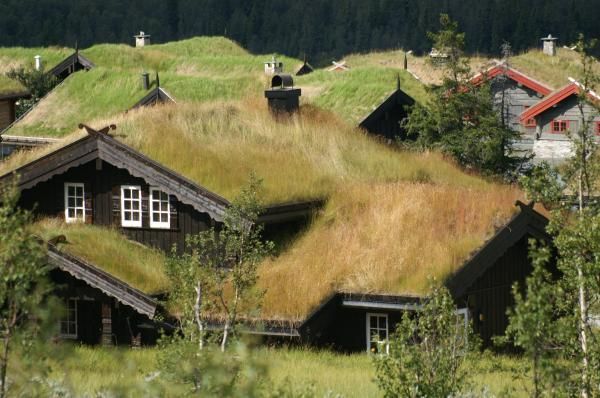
[8, 345, 530, 397]
[34, 218, 170, 294]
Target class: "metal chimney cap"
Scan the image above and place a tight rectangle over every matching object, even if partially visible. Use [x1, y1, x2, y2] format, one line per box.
[541, 34, 557, 41]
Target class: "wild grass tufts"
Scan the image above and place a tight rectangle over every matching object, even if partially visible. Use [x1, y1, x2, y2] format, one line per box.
[34, 218, 169, 294]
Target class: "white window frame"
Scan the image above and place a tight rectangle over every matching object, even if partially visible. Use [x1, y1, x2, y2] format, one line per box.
[149, 187, 170, 229]
[64, 183, 85, 223]
[59, 298, 78, 339]
[366, 313, 389, 354]
[120, 185, 142, 228]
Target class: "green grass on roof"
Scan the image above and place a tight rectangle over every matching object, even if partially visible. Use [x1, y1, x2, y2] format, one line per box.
[0, 75, 26, 96]
[511, 47, 600, 90]
[34, 218, 169, 295]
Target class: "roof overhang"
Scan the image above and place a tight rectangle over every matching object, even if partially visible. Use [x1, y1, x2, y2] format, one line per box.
[131, 87, 176, 110]
[0, 132, 230, 222]
[445, 201, 549, 298]
[48, 244, 157, 318]
[0, 90, 31, 101]
[470, 64, 553, 97]
[520, 78, 600, 122]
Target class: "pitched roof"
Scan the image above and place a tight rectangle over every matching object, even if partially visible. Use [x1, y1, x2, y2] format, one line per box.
[47, 50, 95, 78]
[48, 243, 157, 318]
[470, 63, 553, 97]
[358, 86, 415, 130]
[519, 78, 600, 122]
[445, 201, 549, 298]
[0, 128, 230, 222]
[131, 87, 176, 110]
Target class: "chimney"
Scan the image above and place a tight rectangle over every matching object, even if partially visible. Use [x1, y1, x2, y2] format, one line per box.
[134, 31, 151, 48]
[34, 55, 42, 71]
[541, 34, 558, 56]
[264, 74, 301, 115]
[264, 55, 283, 75]
[141, 72, 150, 90]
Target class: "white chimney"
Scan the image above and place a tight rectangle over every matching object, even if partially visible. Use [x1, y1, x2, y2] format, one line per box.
[34, 55, 42, 71]
[541, 34, 558, 56]
[134, 31, 151, 48]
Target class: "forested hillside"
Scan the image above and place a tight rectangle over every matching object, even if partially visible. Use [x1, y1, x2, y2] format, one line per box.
[0, 0, 598, 61]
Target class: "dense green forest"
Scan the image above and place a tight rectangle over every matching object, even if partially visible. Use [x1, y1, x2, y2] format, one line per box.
[0, 0, 598, 62]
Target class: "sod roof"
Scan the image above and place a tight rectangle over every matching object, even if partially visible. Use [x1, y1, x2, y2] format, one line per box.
[0, 37, 428, 137]
[35, 218, 169, 295]
[0, 75, 27, 97]
[3, 101, 524, 321]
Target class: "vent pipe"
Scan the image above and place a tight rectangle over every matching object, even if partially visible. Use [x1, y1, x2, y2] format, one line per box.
[34, 55, 42, 71]
[141, 72, 150, 90]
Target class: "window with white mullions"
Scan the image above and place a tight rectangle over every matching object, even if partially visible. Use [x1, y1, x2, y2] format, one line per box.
[149, 187, 170, 229]
[366, 313, 389, 354]
[121, 185, 142, 227]
[64, 183, 85, 223]
[59, 298, 78, 339]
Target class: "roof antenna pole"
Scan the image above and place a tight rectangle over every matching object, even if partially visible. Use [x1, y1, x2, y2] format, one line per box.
[155, 72, 160, 88]
[403, 51, 408, 70]
[397, 73, 401, 90]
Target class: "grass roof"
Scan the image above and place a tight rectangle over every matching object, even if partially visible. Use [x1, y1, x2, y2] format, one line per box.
[0, 75, 26, 97]
[3, 101, 523, 321]
[1, 37, 429, 137]
[34, 218, 169, 295]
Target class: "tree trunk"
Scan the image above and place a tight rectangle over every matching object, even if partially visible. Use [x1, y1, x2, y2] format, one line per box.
[221, 319, 230, 352]
[577, 169, 590, 398]
[0, 330, 10, 398]
[194, 282, 204, 351]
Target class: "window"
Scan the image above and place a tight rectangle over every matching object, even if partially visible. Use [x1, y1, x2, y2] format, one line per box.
[551, 120, 569, 133]
[149, 187, 170, 229]
[121, 185, 142, 227]
[366, 313, 389, 354]
[64, 183, 85, 223]
[523, 106, 536, 127]
[59, 298, 78, 339]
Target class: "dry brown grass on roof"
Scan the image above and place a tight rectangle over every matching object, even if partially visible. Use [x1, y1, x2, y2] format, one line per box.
[259, 182, 522, 320]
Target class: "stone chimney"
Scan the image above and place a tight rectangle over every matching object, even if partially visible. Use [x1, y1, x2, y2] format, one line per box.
[134, 31, 151, 48]
[541, 34, 558, 56]
[34, 55, 42, 71]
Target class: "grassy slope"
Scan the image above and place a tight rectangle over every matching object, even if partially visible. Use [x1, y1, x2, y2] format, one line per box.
[2, 37, 428, 137]
[35, 218, 169, 294]
[8, 346, 531, 397]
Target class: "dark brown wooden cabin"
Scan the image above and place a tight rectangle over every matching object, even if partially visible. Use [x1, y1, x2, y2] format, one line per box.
[358, 85, 415, 141]
[0, 125, 316, 254]
[48, 49, 94, 81]
[292, 202, 550, 352]
[48, 243, 160, 346]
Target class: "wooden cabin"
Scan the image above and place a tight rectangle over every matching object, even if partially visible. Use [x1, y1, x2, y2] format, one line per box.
[470, 63, 552, 134]
[257, 202, 550, 351]
[0, 125, 317, 345]
[48, 49, 94, 81]
[519, 79, 600, 164]
[358, 82, 415, 141]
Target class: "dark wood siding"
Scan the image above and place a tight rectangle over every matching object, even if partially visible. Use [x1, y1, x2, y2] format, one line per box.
[457, 236, 533, 346]
[19, 160, 212, 253]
